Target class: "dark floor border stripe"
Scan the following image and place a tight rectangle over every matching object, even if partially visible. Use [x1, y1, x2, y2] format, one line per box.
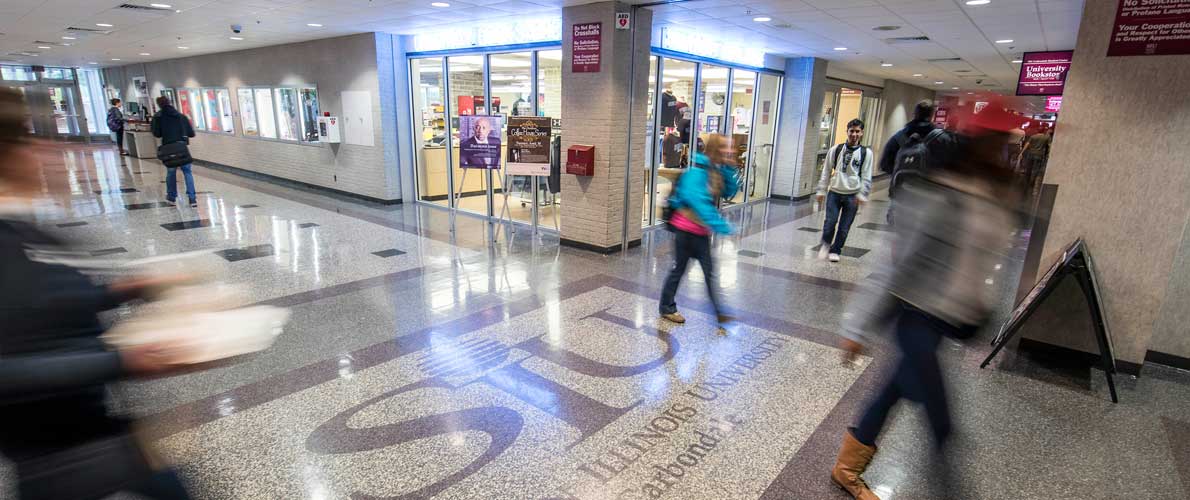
[1018, 337, 1142, 376]
[193, 159, 402, 206]
[560, 237, 642, 254]
[1145, 350, 1190, 372]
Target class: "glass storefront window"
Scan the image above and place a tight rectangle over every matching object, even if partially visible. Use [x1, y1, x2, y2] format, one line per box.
[655, 58, 696, 223]
[0, 65, 36, 81]
[489, 52, 533, 225]
[447, 55, 488, 216]
[161, 88, 177, 108]
[274, 88, 299, 141]
[536, 49, 562, 229]
[817, 90, 837, 152]
[177, 89, 204, 131]
[201, 88, 234, 134]
[41, 68, 72, 80]
[697, 65, 729, 138]
[642, 56, 658, 227]
[237, 88, 259, 137]
[299, 87, 319, 142]
[749, 73, 781, 200]
[254, 88, 277, 139]
[78, 68, 108, 135]
[411, 57, 449, 208]
[726, 70, 755, 204]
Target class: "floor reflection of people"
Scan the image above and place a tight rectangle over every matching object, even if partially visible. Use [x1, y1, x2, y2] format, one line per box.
[0, 88, 194, 500]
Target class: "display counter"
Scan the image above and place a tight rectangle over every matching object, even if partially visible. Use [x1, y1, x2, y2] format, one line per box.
[125, 130, 158, 159]
[417, 145, 510, 200]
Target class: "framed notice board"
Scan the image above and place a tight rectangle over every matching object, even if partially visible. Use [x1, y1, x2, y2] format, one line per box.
[981, 238, 1119, 403]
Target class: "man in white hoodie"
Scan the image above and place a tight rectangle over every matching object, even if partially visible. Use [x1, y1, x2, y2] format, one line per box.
[816, 118, 874, 262]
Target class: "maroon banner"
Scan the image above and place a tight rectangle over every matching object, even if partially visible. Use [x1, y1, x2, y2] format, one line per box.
[1015, 51, 1073, 96]
[572, 22, 601, 73]
[1108, 0, 1190, 57]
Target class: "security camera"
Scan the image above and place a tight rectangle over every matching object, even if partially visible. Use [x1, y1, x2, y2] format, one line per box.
[976, 79, 984, 85]
[230, 24, 242, 34]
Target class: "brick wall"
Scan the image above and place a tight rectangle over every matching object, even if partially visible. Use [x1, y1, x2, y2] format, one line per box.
[103, 33, 399, 202]
[772, 57, 826, 199]
[560, 2, 651, 250]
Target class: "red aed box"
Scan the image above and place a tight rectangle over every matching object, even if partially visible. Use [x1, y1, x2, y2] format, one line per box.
[566, 145, 595, 176]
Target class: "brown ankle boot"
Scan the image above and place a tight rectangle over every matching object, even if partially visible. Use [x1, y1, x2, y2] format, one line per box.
[831, 429, 880, 500]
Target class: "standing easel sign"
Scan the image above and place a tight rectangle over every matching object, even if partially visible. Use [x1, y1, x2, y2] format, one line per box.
[506, 117, 551, 175]
[458, 115, 503, 169]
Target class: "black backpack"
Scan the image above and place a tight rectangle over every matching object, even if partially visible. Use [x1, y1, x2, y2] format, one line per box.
[891, 128, 948, 197]
[828, 143, 867, 178]
[660, 170, 687, 230]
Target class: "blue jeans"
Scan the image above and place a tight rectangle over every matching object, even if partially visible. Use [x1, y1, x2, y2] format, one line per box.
[166, 164, 196, 203]
[821, 191, 858, 254]
[659, 229, 723, 316]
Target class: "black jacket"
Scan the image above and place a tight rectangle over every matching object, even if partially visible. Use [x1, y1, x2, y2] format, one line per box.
[879, 119, 938, 175]
[151, 105, 195, 145]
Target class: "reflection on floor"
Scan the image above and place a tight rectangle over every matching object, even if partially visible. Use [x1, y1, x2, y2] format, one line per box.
[2, 144, 1187, 500]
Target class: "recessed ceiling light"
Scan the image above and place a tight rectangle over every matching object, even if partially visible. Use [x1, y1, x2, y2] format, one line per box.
[150, 3, 172, 7]
[833, 47, 847, 51]
[307, 23, 323, 27]
[952, 87, 960, 90]
[177, 46, 189, 49]
[111, 58, 121, 61]
[62, 36, 76, 40]
[62, 43, 72, 46]
[96, 23, 113, 27]
[753, 16, 772, 22]
[229, 36, 243, 40]
[37, 46, 51, 49]
[431, 2, 450, 6]
[1011, 59, 1023, 63]
[935, 81, 944, 84]
[995, 39, 1014, 44]
[88, 61, 98, 64]
[967, 92, 975, 95]
[881, 62, 893, 67]
[966, 0, 991, 5]
[140, 52, 151, 56]
[912, 73, 923, 77]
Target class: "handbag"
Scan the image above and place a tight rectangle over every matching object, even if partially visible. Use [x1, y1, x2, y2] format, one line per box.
[156, 140, 191, 168]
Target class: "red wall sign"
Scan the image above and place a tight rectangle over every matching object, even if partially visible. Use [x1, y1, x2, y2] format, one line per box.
[1016, 51, 1073, 96]
[1108, 0, 1190, 57]
[572, 22, 602, 73]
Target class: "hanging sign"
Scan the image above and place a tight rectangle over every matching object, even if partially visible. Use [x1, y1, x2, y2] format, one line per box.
[572, 22, 602, 73]
[1108, 0, 1190, 57]
[616, 12, 630, 30]
[507, 116, 552, 176]
[1045, 96, 1063, 113]
[1015, 51, 1073, 96]
[458, 115, 503, 169]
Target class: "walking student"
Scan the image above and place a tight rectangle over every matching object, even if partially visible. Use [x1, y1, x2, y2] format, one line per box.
[816, 118, 873, 262]
[151, 96, 197, 207]
[107, 98, 126, 156]
[830, 102, 1019, 500]
[659, 133, 739, 333]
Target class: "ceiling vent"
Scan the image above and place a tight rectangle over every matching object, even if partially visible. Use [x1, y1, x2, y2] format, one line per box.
[117, 3, 173, 12]
[926, 57, 962, 62]
[67, 27, 113, 34]
[884, 36, 930, 45]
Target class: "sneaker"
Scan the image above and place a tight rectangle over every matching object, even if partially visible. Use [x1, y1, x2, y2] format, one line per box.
[818, 245, 830, 260]
[829, 253, 841, 263]
[164, 199, 176, 206]
[188, 200, 198, 207]
[661, 312, 686, 324]
[717, 314, 735, 325]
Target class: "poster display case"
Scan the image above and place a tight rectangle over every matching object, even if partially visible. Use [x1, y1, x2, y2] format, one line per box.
[274, 88, 300, 141]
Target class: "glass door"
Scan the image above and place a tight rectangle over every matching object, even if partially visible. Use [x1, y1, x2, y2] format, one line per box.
[726, 69, 755, 205]
[447, 55, 489, 216]
[489, 51, 534, 225]
[748, 73, 781, 200]
[652, 58, 697, 226]
[411, 57, 450, 208]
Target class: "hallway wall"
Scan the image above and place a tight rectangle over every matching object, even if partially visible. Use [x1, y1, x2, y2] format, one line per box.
[103, 33, 401, 203]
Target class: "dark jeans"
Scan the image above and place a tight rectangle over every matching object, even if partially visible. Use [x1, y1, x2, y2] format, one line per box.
[853, 302, 953, 449]
[659, 229, 722, 316]
[166, 163, 197, 203]
[822, 191, 858, 254]
[115, 127, 125, 153]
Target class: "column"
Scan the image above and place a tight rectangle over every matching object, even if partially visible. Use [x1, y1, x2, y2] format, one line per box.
[1017, 0, 1190, 369]
[771, 57, 827, 200]
[559, 1, 652, 253]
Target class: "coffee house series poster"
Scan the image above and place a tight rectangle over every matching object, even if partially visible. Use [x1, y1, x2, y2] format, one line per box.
[507, 117, 552, 176]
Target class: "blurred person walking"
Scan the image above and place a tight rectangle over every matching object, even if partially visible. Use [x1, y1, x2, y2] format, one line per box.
[151, 96, 197, 207]
[829, 102, 1020, 500]
[107, 98, 126, 156]
[659, 133, 739, 332]
[816, 118, 873, 262]
[0, 88, 193, 500]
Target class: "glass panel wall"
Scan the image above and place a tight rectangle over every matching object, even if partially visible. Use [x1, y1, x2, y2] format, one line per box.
[748, 73, 781, 200]
[200, 88, 234, 134]
[642, 56, 658, 227]
[411, 57, 450, 208]
[299, 87, 320, 142]
[489, 52, 533, 225]
[446, 55, 488, 216]
[237, 89, 259, 137]
[655, 58, 696, 224]
[537, 50, 562, 229]
[697, 65, 729, 138]
[726, 69, 754, 204]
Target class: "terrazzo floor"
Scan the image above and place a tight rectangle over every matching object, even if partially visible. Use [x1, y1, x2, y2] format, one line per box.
[1, 144, 1187, 500]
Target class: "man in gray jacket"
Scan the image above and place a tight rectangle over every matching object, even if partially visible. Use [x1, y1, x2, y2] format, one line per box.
[816, 118, 874, 262]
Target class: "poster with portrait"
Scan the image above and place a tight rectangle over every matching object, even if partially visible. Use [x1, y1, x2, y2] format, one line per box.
[458, 115, 503, 169]
[506, 117, 551, 176]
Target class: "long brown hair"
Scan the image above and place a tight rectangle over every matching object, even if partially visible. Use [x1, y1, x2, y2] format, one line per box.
[704, 133, 736, 167]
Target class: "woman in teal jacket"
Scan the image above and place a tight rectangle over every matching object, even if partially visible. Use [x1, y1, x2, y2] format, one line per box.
[659, 133, 739, 332]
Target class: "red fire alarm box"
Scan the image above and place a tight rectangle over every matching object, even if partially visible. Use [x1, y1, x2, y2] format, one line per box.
[566, 145, 595, 176]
